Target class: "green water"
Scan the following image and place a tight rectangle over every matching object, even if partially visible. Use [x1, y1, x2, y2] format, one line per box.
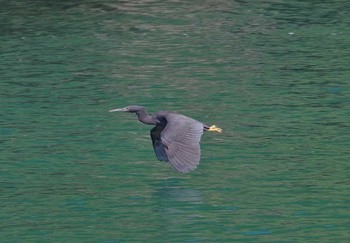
[1, 1, 350, 242]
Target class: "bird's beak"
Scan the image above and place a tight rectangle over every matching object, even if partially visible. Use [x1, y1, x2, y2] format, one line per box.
[109, 107, 129, 112]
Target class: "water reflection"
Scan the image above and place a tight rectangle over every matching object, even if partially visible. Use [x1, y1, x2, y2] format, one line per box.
[155, 185, 202, 206]
[153, 182, 204, 241]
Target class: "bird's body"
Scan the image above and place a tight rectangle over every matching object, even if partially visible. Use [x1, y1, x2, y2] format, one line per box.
[109, 105, 222, 173]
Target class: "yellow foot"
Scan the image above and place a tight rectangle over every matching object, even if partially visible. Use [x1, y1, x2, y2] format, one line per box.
[208, 125, 222, 133]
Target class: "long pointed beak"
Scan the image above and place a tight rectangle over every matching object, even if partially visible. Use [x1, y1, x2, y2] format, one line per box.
[109, 107, 128, 112]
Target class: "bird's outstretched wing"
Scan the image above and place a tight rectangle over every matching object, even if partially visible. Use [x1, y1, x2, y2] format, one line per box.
[160, 113, 204, 173]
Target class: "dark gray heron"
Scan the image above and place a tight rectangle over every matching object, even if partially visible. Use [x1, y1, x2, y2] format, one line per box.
[109, 105, 222, 173]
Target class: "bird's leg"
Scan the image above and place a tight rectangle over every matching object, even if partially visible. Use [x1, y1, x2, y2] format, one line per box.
[205, 125, 222, 133]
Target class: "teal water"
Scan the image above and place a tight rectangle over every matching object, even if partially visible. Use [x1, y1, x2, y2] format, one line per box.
[1, 1, 350, 242]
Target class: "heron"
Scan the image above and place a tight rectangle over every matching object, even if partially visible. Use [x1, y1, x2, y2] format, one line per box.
[109, 105, 222, 173]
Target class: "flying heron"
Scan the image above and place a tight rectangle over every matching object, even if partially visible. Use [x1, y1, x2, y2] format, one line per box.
[109, 105, 222, 173]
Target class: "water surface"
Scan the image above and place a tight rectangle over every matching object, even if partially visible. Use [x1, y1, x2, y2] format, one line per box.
[1, 1, 350, 242]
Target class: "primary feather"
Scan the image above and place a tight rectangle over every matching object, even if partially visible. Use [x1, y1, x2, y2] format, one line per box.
[152, 112, 204, 173]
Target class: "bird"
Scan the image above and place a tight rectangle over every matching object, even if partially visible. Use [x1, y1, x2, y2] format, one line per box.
[109, 105, 222, 173]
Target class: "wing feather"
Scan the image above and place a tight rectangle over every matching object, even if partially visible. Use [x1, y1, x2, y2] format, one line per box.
[150, 125, 168, 161]
[160, 113, 204, 173]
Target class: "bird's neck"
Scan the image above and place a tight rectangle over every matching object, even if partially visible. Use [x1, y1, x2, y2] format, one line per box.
[135, 110, 157, 125]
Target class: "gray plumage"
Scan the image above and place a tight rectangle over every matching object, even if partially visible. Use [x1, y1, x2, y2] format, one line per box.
[109, 105, 221, 173]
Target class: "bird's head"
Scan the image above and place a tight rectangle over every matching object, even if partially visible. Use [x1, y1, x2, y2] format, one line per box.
[109, 105, 145, 113]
